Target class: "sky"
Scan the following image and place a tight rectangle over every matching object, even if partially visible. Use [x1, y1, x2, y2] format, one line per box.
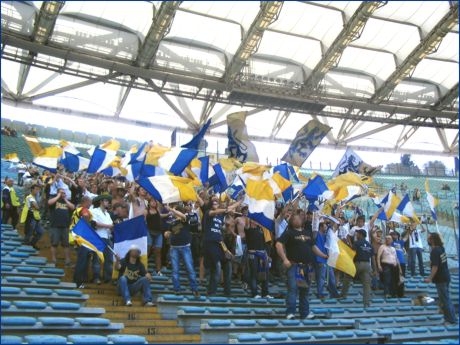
[2, 103, 456, 172]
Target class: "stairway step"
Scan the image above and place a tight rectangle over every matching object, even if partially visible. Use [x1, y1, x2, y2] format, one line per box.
[122, 326, 185, 335]
[121, 320, 177, 327]
[98, 305, 158, 312]
[104, 311, 162, 320]
[145, 334, 200, 343]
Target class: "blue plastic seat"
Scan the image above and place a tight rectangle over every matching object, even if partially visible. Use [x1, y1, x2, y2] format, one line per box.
[301, 319, 320, 326]
[272, 299, 284, 305]
[25, 335, 67, 344]
[209, 296, 228, 303]
[1, 316, 37, 326]
[360, 318, 377, 325]
[328, 307, 345, 313]
[17, 266, 40, 273]
[429, 326, 446, 333]
[55, 289, 82, 297]
[231, 307, 251, 314]
[76, 318, 111, 326]
[426, 305, 439, 311]
[2, 258, 21, 264]
[346, 307, 363, 313]
[427, 315, 443, 321]
[0, 335, 22, 344]
[107, 335, 146, 344]
[14, 301, 47, 310]
[163, 294, 183, 301]
[9, 253, 29, 258]
[236, 334, 262, 343]
[233, 320, 256, 327]
[2, 300, 12, 309]
[446, 325, 458, 332]
[323, 299, 337, 304]
[1, 265, 13, 271]
[354, 330, 374, 337]
[5, 276, 32, 283]
[49, 302, 80, 310]
[39, 317, 75, 326]
[253, 308, 271, 315]
[208, 307, 228, 314]
[393, 328, 410, 335]
[412, 316, 427, 322]
[1, 286, 21, 294]
[394, 317, 411, 323]
[17, 246, 36, 253]
[68, 335, 108, 344]
[411, 327, 429, 334]
[258, 319, 278, 327]
[281, 319, 300, 326]
[180, 306, 205, 313]
[36, 278, 61, 285]
[323, 319, 340, 326]
[382, 306, 396, 312]
[24, 288, 53, 296]
[25, 258, 47, 265]
[312, 331, 333, 339]
[43, 268, 64, 275]
[376, 329, 393, 336]
[230, 297, 246, 303]
[339, 319, 354, 326]
[376, 317, 393, 324]
[365, 307, 380, 312]
[208, 320, 231, 327]
[263, 333, 288, 341]
[287, 332, 311, 340]
[412, 306, 424, 311]
[334, 330, 354, 338]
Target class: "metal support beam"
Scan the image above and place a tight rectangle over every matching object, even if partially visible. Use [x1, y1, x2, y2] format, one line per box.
[345, 123, 397, 143]
[395, 125, 419, 150]
[271, 111, 290, 139]
[372, 4, 459, 102]
[145, 78, 198, 129]
[114, 77, 135, 118]
[304, 1, 383, 91]
[16, 1, 65, 96]
[136, 1, 182, 68]
[23, 71, 61, 97]
[2, 33, 458, 124]
[24, 72, 121, 101]
[432, 117, 451, 152]
[432, 83, 459, 110]
[3, 97, 456, 157]
[450, 132, 459, 152]
[1, 78, 16, 100]
[224, 1, 283, 84]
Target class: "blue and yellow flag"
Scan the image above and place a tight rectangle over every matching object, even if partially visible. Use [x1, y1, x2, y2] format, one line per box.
[71, 219, 107, 263]
[282, 119, 331, 167]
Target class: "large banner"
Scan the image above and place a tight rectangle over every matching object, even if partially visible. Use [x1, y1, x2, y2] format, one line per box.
[227, 111, 259, 163]
[333, 147, 382, 177]
[282, 119, 331, 167]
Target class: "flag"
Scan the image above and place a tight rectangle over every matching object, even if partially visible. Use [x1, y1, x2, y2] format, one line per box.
[144, 145, 197, 176]
[182, 119, 211, 150]
[211, 163, 229, 193]
[71, 219, 107, 263]
[33, 145, 62, 172]
[23, 135, 43, 156]
[455, 157, 459, 175]
[137, 175, 197, 204]
[228, 175, 245, 200]
[327, 172, 371, 202]
[113, 215, 148, 271]
[303, 175, 329, 200]
[326, 229, 356, 277]
[390, 212, 411, 224]
[425, 179, 438, 221]
[227, 111, 259, 163]
[282, 119, 331, 167]
[4, 153, 19, 163]
[333, 148, 382, 177]
[87, 139, 120, 173]
[272, 163, 294, 202]
[377, 190, 400, 221]
[190, 156, 210, 185]
[62, 152, 90, 172]
[121, 142, 147, 168]
[397, 194, 420, 224]
[122, 160, 144, 182]
[245, 178, 276, 230]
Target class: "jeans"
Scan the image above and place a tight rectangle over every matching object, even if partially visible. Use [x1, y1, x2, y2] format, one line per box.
[316, 262, 339, 298]
[24, 217, 43, 246]
[222, 259, 232, 296]
[342, 261, 372, 307]
[207, 260, 221, 295]
[436, 282, 457, 324]
[92, 238, 113, 282]
[170, 245, 198, 292]
[248, 253, 268, 297]
[286, 265, 310, 318]
[73, 246, 91, 286]
[409, 247, 425, 276]
[118, 276, 152, 303]
[382, 263, 398, 297]
[18, 172, 24, 186]
[2, 206, 19, 229]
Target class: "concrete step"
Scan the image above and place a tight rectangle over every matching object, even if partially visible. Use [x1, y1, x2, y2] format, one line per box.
[104, 311, 163, 320]
[145, 334, 200, 343]
[121, 320, 178, 327]
[86, 298, 158, 311]
[123, 326, 185, 335]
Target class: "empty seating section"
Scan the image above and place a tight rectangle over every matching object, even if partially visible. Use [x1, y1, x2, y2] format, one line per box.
[0, 225, 145, 344]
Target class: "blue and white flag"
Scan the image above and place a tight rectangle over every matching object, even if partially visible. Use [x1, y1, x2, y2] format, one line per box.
[87, 139, 120, 173]
[121, 142, 147, 168]
[62, 152, 90, 173]
[143, 145, 197, 176]
[282, 120, 331, 167]
[227, 111, 259, 163]
[273, 163, 295, 202]
[210, 163, 229, 193]
[182, 119, 211, 150]
[333, 148, 381, 177]
[113, 215, 148, 268]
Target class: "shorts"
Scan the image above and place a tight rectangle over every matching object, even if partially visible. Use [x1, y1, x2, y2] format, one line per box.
[148, 232, 163, 249]
[49, 227, 69, 247]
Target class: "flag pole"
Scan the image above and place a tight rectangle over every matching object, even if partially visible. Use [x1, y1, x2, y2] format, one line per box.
[451, 208, 459, 255]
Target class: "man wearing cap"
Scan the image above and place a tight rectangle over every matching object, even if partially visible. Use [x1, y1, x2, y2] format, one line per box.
[340, 229, 376, 307]
[115, 244, 153, 306]
[91, 194, 114, 284]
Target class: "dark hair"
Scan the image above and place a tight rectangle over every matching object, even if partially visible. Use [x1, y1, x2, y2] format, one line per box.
[357, 215, 365, 222]
[124, 250, 141, 264]
[428, 232, 444, 247]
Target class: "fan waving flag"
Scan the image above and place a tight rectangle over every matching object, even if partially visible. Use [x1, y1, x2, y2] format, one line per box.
[144, 145, 197, 176]
[113, 215, 148, 270]
[182, 119, 211, 149]
[190, 156, 210, 185]
[272, 163, 294, 202]
[397, 194, 420, 224]
[71, 219, 107, 263]
[425, 179, 439, 221]
[333, 148, 382, 177]
[87, 139, 120, 173]
[245, 178, 277, 230]
[137, 175, 197, 204]
[121, 142, 147, 168]
[33, 145, 63, 172]
[377, 190, 400, 221]
[282, 120, 331, 167]
[326, 229, 356, 277]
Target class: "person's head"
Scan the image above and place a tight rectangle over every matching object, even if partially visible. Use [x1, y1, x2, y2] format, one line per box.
[306, 210, 313, 222]
[80, 196, 92, 209]
[137, 187, 147, 198]
[356, 229, 366, 241]
[184, 201, 193, 213]
[339, 216, 347, 225]
[297, 209, 306, 223]
[31, 184, 41, 196]
[149, 198, 158, 209]
[384, 235, 393, 245]
[57, 188, 65, 198]
[211, 198, 220, 210]
[427, 232, 444, 247]
[410, 221, 417, 230]
[77, 177, 85, 188]
[94, 195, 111, 209]
[5, 178, 13, 187]
[125, 244, 141, 261]
[90, 184, 98, 194]
[318, 221, 327, 233]
[356, 215, 365, 227]
[390, 230, 400, 241]
[241, 205, 248, 217]
[288, 214, 302, 229]
[113, 203, 129, 218]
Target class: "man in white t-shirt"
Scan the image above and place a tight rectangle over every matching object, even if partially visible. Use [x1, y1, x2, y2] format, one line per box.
[17, 161, 27, 187]
[91, 195, 114, 284]
[404, 222, 426, 277]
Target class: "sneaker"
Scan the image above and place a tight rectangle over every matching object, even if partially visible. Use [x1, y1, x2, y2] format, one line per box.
[192, 290, 201, 298]
[254, 295, 262, 299]
[264, 295, 274, 299]
[286, 314, 295, 320]
[94, 279, 101, 285]
[306, 312, 315, 319]
[144, 301, 155, 307]
[126, 300, 132, 306]
[156, 271, 163, 277]
[77, 284, 85, 289]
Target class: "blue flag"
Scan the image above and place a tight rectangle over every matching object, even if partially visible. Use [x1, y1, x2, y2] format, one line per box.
[182, 119, 211, 150]
[71, 219, 107, 262]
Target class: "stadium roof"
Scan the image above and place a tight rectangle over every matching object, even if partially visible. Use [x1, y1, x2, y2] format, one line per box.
[1, 1, 459, 156]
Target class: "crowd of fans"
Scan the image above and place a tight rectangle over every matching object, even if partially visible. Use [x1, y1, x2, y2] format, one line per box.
[1, 162, 457, 325]
[1, 126, 17, 137]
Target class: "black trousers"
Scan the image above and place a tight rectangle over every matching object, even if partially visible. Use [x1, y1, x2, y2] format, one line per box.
[2, 206, 19, 229]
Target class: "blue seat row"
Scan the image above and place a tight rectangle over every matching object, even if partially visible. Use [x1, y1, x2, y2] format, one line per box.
[1, 251, 33, 258]
[1, 257, 50, 266]
[1, 300, 104, 316]
[1, 316, 123, 331]
[1, 334, 146, 344]
[1, 286, 87, 300]
[0, 265, 64, 276]
[1, 245, 37, 254]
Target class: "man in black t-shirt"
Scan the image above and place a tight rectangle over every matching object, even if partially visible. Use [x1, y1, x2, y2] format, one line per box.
[115, 245, 153, 306]
[340, 229, 376, 307]
[425, 232, 457, 324]
[47, 188, 75, 266]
